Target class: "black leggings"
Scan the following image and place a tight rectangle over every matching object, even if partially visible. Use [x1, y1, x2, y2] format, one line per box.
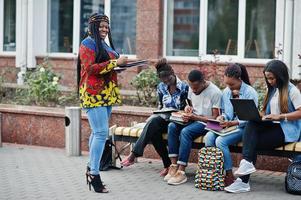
[240, 121, 285, 183]
[132, 115, 171, 168]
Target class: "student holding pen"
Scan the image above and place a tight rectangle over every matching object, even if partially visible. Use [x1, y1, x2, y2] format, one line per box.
[204, 63, 258, 186]
[165, 70, 222, 185]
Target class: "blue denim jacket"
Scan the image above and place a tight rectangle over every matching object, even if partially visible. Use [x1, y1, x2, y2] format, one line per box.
[221, 81, 258, 128]
[265, 83, 301, 142]
[157, 77, 189, 110]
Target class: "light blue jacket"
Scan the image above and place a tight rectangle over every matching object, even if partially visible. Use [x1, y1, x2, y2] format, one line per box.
[265, 83, 301, 142]
[221, 81, 258, 128]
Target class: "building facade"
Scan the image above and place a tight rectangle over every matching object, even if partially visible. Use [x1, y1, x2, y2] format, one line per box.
[0, 0, 301, 89]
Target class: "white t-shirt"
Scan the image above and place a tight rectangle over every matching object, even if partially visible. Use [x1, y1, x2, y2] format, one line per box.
[188, 82, 222, 117]
[270, 86, 301, 114]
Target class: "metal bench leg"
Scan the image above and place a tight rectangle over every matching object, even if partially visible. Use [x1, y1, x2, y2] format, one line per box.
[109, 125, 117, 166]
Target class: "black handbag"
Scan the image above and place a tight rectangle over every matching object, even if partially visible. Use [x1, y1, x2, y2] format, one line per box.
[99, 136, 123, 171]
[285, 155, 301, 195]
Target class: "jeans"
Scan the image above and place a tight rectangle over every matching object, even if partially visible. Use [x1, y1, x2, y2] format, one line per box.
[240, 121, 285, 183]
[132, 115, 171, 168]
[168, 121, 207, 166]
[204, 129, 243, 171]
[242, 121, 285, 164]
[85, 106, 112, 175]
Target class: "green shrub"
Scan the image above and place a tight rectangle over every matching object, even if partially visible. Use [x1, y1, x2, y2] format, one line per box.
[25, 61, 61, 106]
[131, 69, 160, 107]
[253, 79, 266, 110]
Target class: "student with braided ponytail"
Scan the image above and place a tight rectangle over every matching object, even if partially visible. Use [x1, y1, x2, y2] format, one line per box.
[77, 13, 127, 193]
[121, 58, 189, 177]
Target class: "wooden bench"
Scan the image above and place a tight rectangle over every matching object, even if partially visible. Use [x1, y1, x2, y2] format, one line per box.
[110, 123, 301, 161]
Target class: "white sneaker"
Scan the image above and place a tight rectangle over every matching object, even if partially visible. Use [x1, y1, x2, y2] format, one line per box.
[234, 159, 256, 176]
[224, 178, 250, 193]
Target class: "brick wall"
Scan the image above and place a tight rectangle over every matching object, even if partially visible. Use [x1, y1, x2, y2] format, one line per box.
[0, 56, 18, 83]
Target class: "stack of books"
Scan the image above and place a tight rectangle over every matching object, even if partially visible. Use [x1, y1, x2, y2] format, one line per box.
[169, 111, 189, 125]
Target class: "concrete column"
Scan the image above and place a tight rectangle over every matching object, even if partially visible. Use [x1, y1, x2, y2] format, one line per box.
[16, 0, 28, 84]
[65, 107, 81, 156]
[27, 0, 47, 68]
[292, 0, 301, 78]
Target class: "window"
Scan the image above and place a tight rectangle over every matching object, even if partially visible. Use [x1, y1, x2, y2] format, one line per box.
[165, 0, 277, 60]
[207, 0, 238, 55]
[3, 0, 16, 51]
[110, 0, 137, 55]
[80, 0, 104, 40]
[245, 0, 276, 59]
[166, 0, 200, 56]
[48, 0, 73, 53]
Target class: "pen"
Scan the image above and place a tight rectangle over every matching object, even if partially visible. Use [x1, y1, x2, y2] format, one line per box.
[185, 99, 190, 106]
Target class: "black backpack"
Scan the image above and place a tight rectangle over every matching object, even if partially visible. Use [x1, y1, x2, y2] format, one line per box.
[99, 136, 123, 171]
[285, 155, 301, 195]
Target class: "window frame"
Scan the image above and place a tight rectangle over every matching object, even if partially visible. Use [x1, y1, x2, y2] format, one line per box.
[45, 0, 136, 59]
[106, 0, 137, 59]
[0, 0, 16, 56]
[163, 0, 283, 64]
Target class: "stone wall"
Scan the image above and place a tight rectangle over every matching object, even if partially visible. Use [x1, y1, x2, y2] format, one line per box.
[0, 104, 291, 172]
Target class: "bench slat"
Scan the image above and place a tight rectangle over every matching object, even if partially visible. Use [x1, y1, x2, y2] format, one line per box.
[113, 126, 301, 153]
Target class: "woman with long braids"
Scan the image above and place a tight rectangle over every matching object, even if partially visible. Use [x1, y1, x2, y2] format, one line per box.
[225, 60, 301, 193]
[77, 13, 127, 193]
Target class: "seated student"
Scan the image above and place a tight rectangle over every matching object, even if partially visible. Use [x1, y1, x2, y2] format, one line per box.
[225, 60, 301, 193]
[121, 58, 189, 177]
[165, 70, 222, 185]
[204, 63, 258, 186]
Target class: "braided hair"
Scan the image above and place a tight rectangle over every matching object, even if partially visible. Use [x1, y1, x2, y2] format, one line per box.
[77, 13, 116, 92]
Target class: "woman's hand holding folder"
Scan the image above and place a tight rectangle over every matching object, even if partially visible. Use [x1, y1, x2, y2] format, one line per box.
[117, 56, 128, 66]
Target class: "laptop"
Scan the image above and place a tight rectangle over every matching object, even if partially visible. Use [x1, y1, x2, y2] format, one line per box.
[230, 99, 270, 122]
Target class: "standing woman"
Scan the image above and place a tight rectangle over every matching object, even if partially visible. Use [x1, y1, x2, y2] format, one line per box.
[77, 13, 127, 193]
[225, 60, 301, 193]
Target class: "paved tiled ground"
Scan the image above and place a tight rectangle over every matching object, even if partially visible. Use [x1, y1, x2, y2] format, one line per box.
[0, 143, 300, 200]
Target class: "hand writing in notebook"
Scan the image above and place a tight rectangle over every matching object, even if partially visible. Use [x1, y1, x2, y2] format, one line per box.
[184, 99, 193, 114]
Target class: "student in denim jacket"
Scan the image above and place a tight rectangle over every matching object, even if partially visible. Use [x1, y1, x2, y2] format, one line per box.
[204, 63, 258, 186]
[121, 58, 189, 177]
[226, 60, 301, 193]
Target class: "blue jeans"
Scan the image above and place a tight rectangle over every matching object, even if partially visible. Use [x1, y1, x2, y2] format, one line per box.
[204, 129, 243, 171]
[168, 122, 207, 166]
[85, 106, 112, 175]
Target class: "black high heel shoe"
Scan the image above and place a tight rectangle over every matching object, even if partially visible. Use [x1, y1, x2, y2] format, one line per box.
[85, 166, 106, 186]
[86, 166, 90, 185]
[87, 174, 108, 193]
